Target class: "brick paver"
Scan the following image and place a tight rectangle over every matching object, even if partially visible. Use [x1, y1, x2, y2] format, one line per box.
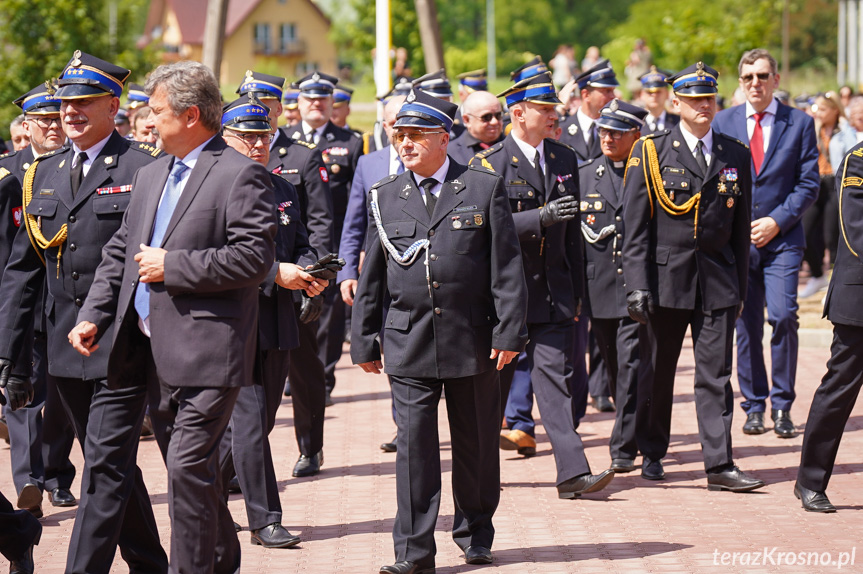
[2, 336, 861, 573]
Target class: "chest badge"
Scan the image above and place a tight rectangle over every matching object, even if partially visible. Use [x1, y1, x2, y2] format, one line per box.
[586, 214, 595, 225]
[474, 213, 483, 226]
[596, 165, 605, 177]
[568, 123, 578, 136]
[726, 197, 735, 208]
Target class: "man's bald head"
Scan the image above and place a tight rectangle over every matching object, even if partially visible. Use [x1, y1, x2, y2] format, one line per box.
[462, 91, 503, 144]
[384, 95, 407, 141]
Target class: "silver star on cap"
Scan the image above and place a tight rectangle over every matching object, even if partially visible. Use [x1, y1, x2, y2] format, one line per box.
[609, 99, 619, 112]
[406, 89, 416, 103]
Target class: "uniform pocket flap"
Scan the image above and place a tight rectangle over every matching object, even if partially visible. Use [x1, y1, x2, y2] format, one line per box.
[92, 194, 131, 215]
[385, 307, 411, 330]
[653, 245, 670, 264]
[843, 267, 863, 284]
[25, 198, 58, 217]
[383, 220, 416, 238]
[187, 299, 240, 318]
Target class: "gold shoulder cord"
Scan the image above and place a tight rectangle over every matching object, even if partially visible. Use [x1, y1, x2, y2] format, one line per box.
[636, 137, 701, 238]
[22, 159, 67, 277]
[839, 150, 863, 258]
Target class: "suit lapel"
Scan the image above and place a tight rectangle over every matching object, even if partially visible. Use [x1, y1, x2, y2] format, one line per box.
[428, 163, 466, 228]
[670, 126, 704, 181]
[506, 138, 543, 195]
[55, 155, 75, 208]
[398, 173, 429, 224]
[140, 157, 172, 245]
[595, 158, 620, 208]
[761, 103, 789, 172]
[69, 132, 123, 210]
[705, 134, 728, 184]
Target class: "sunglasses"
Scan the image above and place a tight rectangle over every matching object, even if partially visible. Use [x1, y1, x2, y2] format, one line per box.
[467, 112, 502, 123]
[392, 130, 446, 145]
[598, 128, 635, 141]
[740, 72, 773, 84]
[226, 131, 274, 146]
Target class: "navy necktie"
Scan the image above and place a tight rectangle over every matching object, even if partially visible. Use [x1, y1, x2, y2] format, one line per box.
[70, 151, 87, 198]
[420, 178, 437, 217]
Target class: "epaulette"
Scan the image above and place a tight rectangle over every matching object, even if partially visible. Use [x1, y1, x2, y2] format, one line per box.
[639, 132, 664, 141]
[33, 148, 60, 160]
[0, 150, 17, 160]
[468, 163, 496, 175]
[716, 132, 750, 150]
[474, 141, 504, 158]
[546, 138, 575, 154]
[351, 131, 362, 139]
[293, 139, 316, 150]
[133, 142, 163, 157]
[0, 167, 10, 181]
[578, 157, 596, 171]
[371, 174, 398, 189]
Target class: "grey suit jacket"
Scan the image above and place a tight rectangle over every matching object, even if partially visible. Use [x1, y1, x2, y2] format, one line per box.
[78, 136, 276, 389]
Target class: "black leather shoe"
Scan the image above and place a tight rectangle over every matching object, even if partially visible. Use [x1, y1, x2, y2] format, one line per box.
[140, 414, 154, 437]
[772, 409, 796, 438]
[380, 562, 435, 574]
[325, 390, 334, 407]
[592, 396, 616, 412]
[234, 521, 242, 532]
[283, 381, 291, 397]
[9, 536, 38, 574]
[742, 412, 767, 435]
[641, 458, 665, 480]
[250, 523, 301, 548]
[16, 483, 42, 510]
[794, 482, 836, 513]
[464, 546, 493, 564]
[706, 465, 765, 492]
[292, 451, 323, 477]
[610, 458, 636, 473]
[380, 436, 397, 453]
[49, 487, 76, 507]
[557, 469, 614, 499]
[228, 475, 241, 494]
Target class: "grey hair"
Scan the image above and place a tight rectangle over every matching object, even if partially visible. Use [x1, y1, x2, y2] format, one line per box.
[145, 61, 222, 132]
[738, 49, 778, 76]
[10, 114, 25, 129]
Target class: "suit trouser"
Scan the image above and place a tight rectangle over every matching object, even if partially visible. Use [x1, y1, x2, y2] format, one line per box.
[637, 305, 735, 472]
[499, 320, 592, 485]
[391, 369, 500, 568]
[736, 244, 803, 414]
[220, 348, 290, 530]
[592, 317, 640, 461]
[588, 328, 612, 398]
[289, 304, 326, 456]
[570, 312, 590, 424]
[316, 283, 346, 393]
[53, 375, 167, 574]
[0, 489, 41, 562]
[8, 331, 76, 495]
[797, 323, 863, 492]
[504, 352, 535, 435]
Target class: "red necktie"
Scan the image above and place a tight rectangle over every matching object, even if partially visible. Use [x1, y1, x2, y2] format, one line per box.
[750, 112, 765, 174]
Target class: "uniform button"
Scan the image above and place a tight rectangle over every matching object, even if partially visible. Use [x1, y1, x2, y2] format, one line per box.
[74, 298, 82, 307]
[616, 233, 623, 240]
[69, 215, 76, 223]
[38, 207, 43, 212]
[616, 251, 622, 257]
[69, 243, 77, 251]
[531, 234, 537, 239]
[430, 254, 438, 261]
[71, 272, 79, 280]
[754, 204, 759, 209]
[615, 215, 621, 222]
[617, 268, 623, 275]
[434, 307, 441, 315]
[428, 229, 435, 237]
[113, 204, 119, 210]
[432, 281, 440, 289]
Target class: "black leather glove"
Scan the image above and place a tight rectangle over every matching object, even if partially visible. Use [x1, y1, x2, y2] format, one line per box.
[539, 195, 579, 228]
[299, 293, 324, 324]
[735, 301, 744, 321]
[0, 358, 12, 406]
[305, 253, 346, 281]
[627, 290, 654, 325]
[3, 376, 33, 411]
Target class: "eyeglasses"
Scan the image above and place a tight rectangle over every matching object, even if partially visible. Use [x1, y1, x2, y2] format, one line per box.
[467, 112, 502, 123]
[27, 116, 61, 129]
[740, 72, 773, 84]
[598, 128, 634, 141]
[225, 131, 274, 146]
[392, 129, 446, 145]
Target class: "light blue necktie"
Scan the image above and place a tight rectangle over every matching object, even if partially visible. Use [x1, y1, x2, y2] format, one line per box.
[134, 160, 189, 321]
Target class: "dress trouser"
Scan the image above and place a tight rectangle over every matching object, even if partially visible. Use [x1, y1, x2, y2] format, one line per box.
[797, 323, 863, 491]
[316, 283, 346, 393]
[587, 327, 612, 398]
[289, 304, 326, 456]
[54, 375, 167, 574]
[390, 369, 500, 569]
[219, 348, 290, 530]
[503, 352, 535, 435]
[0, 490, 41, 562]
[637, 305, 735, 472]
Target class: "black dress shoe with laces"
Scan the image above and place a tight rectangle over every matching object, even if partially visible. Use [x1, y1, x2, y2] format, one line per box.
[641, 458, 665, 480]
[380, 435, 397, 452]
[557, 469, 614, 499]
[742, 412, 767, 435]
[292, 450, 323, 477]
[706, 465, 765, 492]
[464, 546, 493, 564]
[49, 487, 77, 507]
[592, 396, 616, 412]
[379, 561, 435, 574]
[794, 482, 836, 513]
[610, 458, 636, 473]
[250, 523, 301, 548]
[227, 475, 241, 494]
[772, 409, 796, 438]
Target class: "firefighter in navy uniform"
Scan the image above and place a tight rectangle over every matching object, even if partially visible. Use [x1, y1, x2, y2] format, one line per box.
[578, 99, 648, 473]
[237, 70, 334, 478]
[622, 62, 763, 492]
[0, 51, 168, 573]
[639, 67, 680, 136]
[470, 70, 614, 499]
[559, 60, 619, 165]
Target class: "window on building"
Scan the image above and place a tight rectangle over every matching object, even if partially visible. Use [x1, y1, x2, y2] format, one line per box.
[254, 23, 271, 54]
[279, 23, 297, 53]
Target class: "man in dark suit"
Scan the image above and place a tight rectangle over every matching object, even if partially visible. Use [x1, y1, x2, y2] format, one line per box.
[471, 71, 614, 498]
[578, 99, 648, 473]
[712, 49, 819, 438]
[795, 143, 863, 513]
[217, 95, 325, 546]
[69, 60, 276, 574]
[237, 70, 333, 478]
[639, 67, 680, 135]
[1, 83, 77, 515]
[0, 52, 168, 574]
[352, 87, 527, 574]
[623, 62, 763, 492]
[290, 71, 363, 405]
[448, 90, 504, 165]
[559, 60, 619, 165]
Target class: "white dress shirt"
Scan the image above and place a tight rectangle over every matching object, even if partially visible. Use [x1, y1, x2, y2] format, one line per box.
[679, 124, 714, 168]
[511, 132, 546, 173]
[412, 157, 450, 205]
[745, 97, 778, 154]
[71, 132, 113, 177]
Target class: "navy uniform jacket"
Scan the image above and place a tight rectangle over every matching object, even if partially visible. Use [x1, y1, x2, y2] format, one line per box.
[622, 126, 752, 311]
[578, 155, 627, 319]
[470, 135, 584, 324]
[824, 143, 863, 327]
[448, 132, 504, 165]
[641, 112, 680, 136]
[558, 115, 602, 164]
[0, 148, 36, 183]
[0, 169, 23, 274]
[350, 162, 528, 379]
[258, 174, 316, 351]
[77, 137, 276, 390]
[0, 132, 162, 379]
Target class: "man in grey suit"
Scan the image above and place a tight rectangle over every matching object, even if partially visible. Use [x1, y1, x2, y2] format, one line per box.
[69, 61, 277, 574]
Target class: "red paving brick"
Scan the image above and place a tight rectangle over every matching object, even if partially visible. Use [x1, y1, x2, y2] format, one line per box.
[2, 337, 863, 573]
